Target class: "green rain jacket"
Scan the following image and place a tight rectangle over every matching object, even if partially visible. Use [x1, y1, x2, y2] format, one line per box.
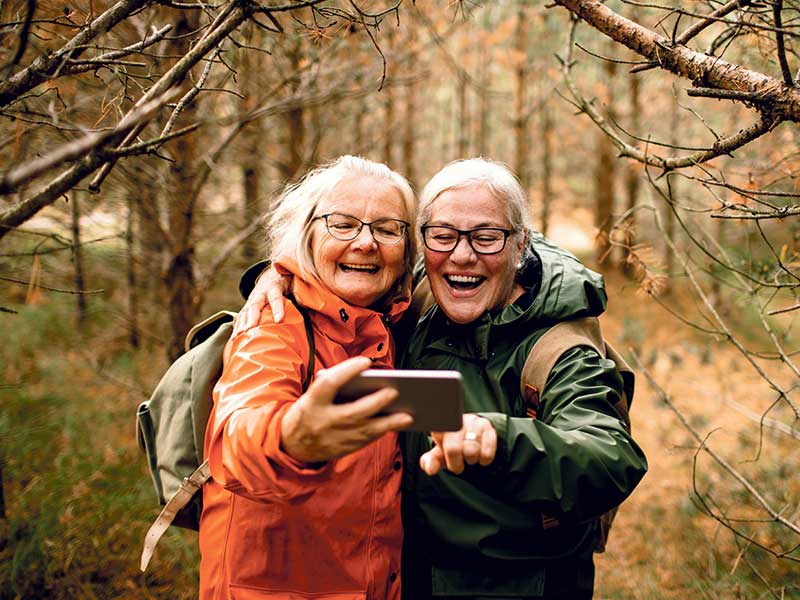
[400, 235, 648, 599]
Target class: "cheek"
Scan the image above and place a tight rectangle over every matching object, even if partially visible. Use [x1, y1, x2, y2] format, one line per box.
[312, 239, 339, 274]
[424, 252, 446, 275]
[383, 245, 406, 272]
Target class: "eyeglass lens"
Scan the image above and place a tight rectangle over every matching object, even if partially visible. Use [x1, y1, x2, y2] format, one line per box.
[423, 226, 509, 254]
[324, 213, 406, 244]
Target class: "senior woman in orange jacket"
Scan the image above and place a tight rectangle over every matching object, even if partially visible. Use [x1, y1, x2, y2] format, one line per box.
[198, 156, 418, 600]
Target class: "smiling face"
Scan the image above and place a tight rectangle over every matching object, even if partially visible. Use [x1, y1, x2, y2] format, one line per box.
[310, 175, 409, 308]
[424, 185, 524, 324]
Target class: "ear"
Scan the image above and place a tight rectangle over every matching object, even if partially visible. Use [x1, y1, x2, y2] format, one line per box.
[516, 228, 528, 255]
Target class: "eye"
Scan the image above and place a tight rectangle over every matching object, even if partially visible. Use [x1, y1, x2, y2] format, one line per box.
[472, 230, 503, 244]
[374, 221, 402, 236]
[431, 230, 457, 242]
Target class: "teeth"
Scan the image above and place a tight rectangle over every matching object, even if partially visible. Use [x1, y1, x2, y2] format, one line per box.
[446, 274, 482, 283]
[341, 263, 379, 273]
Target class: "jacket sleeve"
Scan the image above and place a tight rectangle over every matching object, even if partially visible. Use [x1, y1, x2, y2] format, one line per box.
[204, 308, 330, 502]
[479, 346, 648, 522]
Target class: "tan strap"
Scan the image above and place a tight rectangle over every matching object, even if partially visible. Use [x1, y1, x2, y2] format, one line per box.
[140, 459, 211, 572]
[520, 317, 605, 400]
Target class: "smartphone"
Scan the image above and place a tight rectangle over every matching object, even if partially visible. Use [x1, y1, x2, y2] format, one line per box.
[335, 369, 464, 431]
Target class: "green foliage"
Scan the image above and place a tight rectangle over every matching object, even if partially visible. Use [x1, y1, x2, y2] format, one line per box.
[0, 300, 199, 599]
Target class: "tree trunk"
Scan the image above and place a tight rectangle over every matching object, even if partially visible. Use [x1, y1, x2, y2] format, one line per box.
[126, 192, 140, 349]
[165, 8, 201, 361]
[539, 100, 554, 237]
[134, 169, 168, 307]
[69, 190, 87, 327]
[382, 27, 395, 167]
[663, 91, 679, 287]
[284, 36, 305, 182]
[514, 6, 529, 193]
[403, 81, 417, 190]
[402, 25, 417, 189]
[456, 71, 468, 158]
[623, 48, 642, 278]
[477, 41, 491, 157]
[594, 50, 617, 265]
[240, 36, 263, 261]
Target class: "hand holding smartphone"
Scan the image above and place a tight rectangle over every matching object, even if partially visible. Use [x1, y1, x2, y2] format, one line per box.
[335, 369, 464, 431]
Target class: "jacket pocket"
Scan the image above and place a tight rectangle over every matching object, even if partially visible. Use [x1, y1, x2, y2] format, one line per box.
[229, 585, 365, 600]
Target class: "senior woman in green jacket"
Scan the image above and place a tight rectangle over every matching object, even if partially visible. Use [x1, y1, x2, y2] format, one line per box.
[238, 157, 647, 600]
[398, 158, 647, 600]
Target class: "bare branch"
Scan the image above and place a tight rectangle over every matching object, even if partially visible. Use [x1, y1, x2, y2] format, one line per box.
[632, 353, 800, 543]
[555, 0, 800, 122]
[772, 0, 794, 86]
[0, 89, 178, 194]
[0, 0, 151, 107]
[675, 0, 752, 46]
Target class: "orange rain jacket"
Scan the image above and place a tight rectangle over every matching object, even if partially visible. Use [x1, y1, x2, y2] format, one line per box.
[199, 260, 410, 600]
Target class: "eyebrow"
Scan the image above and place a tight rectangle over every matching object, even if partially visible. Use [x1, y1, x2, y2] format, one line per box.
[426, 221, 508, 228]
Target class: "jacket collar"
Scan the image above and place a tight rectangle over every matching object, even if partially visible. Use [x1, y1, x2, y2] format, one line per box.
[275, 258, 410, 349]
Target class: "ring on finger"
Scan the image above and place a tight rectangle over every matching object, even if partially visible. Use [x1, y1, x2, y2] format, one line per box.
[464, 431, 478, 442]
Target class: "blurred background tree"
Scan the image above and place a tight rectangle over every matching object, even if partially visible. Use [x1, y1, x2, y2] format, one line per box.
[1, 1, 798, 598]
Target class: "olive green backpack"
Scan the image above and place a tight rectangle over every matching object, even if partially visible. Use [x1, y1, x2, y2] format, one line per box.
[136, 299, 314, 571]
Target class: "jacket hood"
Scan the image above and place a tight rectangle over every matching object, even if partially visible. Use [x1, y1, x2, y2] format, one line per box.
[511, 233, 607, 325]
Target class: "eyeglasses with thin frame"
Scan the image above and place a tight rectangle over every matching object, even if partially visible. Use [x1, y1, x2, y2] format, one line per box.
[421, 224, 515, 255]
[315, 213, 410, 245]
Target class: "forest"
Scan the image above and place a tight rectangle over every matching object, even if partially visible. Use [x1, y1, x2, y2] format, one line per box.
[1, 0, 799, 598]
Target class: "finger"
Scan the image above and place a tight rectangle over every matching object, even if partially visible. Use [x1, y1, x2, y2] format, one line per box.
[359, 410, 414, 437]
[462, 430, 481, 465]
[479, 424, 497, 466]
[441, 432, 465, 474]
[420, 446, 444, 476]
[267, 289, 285, 323]
[306, 356, 372, 405]
[337, 387, 401, 422]
[234, 303, 260, 334]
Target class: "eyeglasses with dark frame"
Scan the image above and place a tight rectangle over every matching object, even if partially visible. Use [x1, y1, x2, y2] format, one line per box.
[421, 224, 515, 255]
[315, 213, 410, 245]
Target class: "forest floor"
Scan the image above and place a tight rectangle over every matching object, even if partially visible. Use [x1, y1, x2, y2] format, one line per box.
[1, 227, 799, 599]
[593, 270, 799, 600]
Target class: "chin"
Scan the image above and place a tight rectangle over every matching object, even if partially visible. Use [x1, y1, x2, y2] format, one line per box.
[441, 307, 482, 325]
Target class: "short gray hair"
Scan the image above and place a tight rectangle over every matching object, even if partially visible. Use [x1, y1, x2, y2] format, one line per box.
[268, 155, 418, 281]
[418, 157, 534, 266]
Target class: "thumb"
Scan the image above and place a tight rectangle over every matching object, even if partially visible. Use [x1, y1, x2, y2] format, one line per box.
[420, 446, 444, 476]
[305, 356, 372, 406]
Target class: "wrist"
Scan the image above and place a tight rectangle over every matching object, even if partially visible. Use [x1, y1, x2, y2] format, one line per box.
[280, 403, 318, 465]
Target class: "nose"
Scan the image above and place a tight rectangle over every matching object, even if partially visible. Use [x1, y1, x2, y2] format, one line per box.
[449, 234, 477, 264]
[349, 225, 378, 251]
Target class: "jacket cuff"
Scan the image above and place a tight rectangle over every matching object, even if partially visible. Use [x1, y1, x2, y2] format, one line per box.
[477, 411, 509, 469]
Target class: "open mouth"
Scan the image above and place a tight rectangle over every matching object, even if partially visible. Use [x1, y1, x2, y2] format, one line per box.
[444, 274, 485, 290]
[340, 263, 380, 274]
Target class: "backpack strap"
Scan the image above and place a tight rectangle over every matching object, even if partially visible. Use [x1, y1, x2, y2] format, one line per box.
[520, 317, 604, 412]
[141, 459, 211, 571]
[140, 301, 316, 572]
[519, 316, 632, 428]
[289, 296, 316, 391]
[519, 317, 633, 552]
